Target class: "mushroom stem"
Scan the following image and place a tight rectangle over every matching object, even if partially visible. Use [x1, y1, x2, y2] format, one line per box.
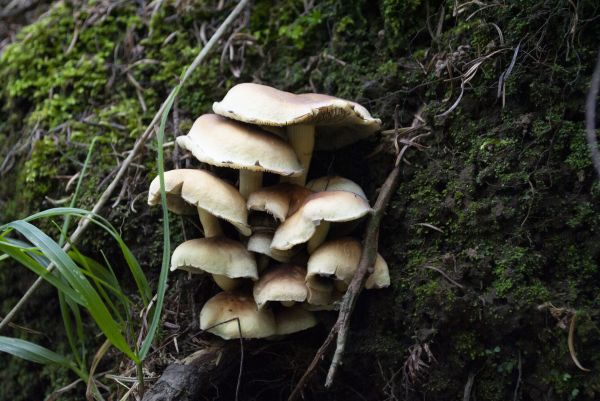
[285, 124, 315, 185]
[198, 208, 223, 238]
[257, 254, 270, 273]
[307, 221, 330, 253]
[212, 274, 240, 291]
[239, 170, 263, 199]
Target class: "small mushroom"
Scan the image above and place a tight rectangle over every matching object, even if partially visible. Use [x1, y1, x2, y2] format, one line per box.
[213, 83, 381, 185]
[148, 169, 250, 237]
[176, 114, 302, 198]
[306, 176, 367, 199]
[306, 238, 390, 302]
[200, 291, 276, 340]
[171, 237, 258, 291]
[247, 232, 295, 264]
[307, 176, 368, 236]
[253, 264, 308, 309]
[247, 183, 312, 222]
[271, 191, 372, 253]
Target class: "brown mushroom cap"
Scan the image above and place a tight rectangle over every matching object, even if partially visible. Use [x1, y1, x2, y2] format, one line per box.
[253, 264, 308, 309]
[271, 191, 372, 251]
[275, 305, 318, 335]
[306, 238, 390, 289]
[247, 183, 312, 222]
[147, 169, 250, 236]
[200, 291, 276, 339]
[212, 83, 381, 150]
[176, 114, 303, 176]
[170, 237, 258, 280]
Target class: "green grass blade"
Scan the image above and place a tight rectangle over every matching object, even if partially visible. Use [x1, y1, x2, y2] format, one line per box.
[139, 84, 180, 359]
[59, 137, 99, 247]
[58, 290, 84, 367]
[0, 240, 85, 305]
[15, 207, 151, 305]
[0, 336, 71, 365]
[2, 220, 138, 362]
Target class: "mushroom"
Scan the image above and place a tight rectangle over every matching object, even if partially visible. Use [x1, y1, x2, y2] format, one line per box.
[171, 237, 258, 291]
[306, 176, 367, 199]
[271, 191, 372, 253]
[213, 83, 381, 185]
[247, 232, 295, 264]
[148, 169, 250, 237]
[200, 291, 276, 340]
[253, 264, 308, 309]
[176, 114, 303, 198]
[306, 238, 390, 303]
[274, 305, 318, 335]
[307, 176, 368, 236]
[247, 183, 312, 222]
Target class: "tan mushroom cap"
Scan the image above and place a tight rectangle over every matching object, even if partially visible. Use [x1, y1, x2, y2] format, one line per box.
[176, 114, 303, 176]
[200, 291, 276, 340]
[148, 169, 250, 236]
[307, 238, 390, 289]
[275, 305, 318, 335]
[213, 83, 381, 150]
[253, 265, 308, 309]
[247, 232, 294, 263]
[306, 176, 367, 200]
[247, 183, 312, 222]
[271, 191, 372, 251]
[170, 238, 258, 280]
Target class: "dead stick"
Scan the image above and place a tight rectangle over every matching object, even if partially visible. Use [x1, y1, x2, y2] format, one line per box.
[0, 0, 251, 333]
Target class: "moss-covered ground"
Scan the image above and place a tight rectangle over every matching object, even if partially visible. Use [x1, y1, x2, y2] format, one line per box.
[1, 0, 599, 400]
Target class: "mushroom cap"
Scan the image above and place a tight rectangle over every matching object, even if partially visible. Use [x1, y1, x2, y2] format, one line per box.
[176, 114, 303, 177]
[200, 291, 276, 339]
[170, 237, 258, 280]
[253, 264, 308, 309]
[275, 305, 318, 335]
[148, 169, 250, 236]
[306, 176, 367, 200]
[307, 238, 390, 289]
[247, 183, 312, 222]
[247, 232, 294, 263]
[271, 191, 372, 250]
[213, 83, 381, 150]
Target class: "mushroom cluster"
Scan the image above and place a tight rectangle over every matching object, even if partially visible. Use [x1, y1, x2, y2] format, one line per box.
[148, 83, 390, 340]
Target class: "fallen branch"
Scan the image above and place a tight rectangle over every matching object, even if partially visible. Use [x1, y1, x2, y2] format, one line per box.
[0, 0, 251, 333]
[288, 106, 428, 400]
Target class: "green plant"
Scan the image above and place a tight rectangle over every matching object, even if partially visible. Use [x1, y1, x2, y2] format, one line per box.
[0, 85, 179, 398]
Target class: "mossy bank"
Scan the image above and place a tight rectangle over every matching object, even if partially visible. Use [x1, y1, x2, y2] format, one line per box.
[1, 1, 599, 400]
